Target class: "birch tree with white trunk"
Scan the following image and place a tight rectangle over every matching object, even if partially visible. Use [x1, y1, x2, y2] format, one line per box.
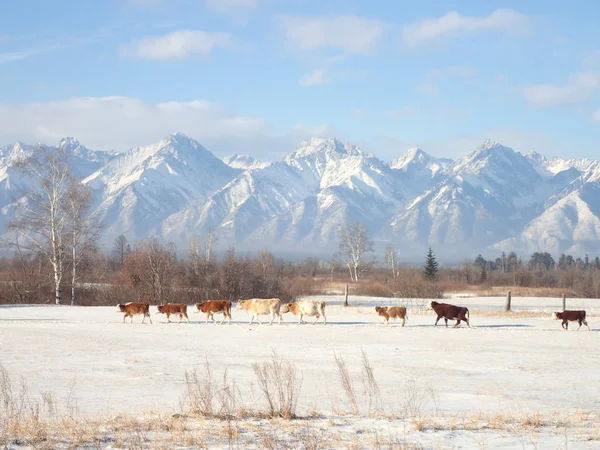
[64, 181, 100, 305]
[337, 222, 374, 283]
[8, 145, 71, 305]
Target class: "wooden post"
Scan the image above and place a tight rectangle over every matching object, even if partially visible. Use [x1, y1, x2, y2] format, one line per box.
[344, 284, 349, 307]
[562, 293, 566, 311]
[505, 290, 512, 311]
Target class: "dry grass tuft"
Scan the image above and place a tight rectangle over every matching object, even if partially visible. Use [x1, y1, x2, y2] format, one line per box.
[252, 351, 302, 420]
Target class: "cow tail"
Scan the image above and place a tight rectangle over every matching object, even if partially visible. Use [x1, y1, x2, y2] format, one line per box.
[467, 308, 470, 320]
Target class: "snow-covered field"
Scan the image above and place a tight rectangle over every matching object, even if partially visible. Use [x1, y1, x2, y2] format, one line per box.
[1, 296, 600, 448]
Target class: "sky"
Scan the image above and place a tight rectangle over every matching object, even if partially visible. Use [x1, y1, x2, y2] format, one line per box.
[1, 0, 600, 161]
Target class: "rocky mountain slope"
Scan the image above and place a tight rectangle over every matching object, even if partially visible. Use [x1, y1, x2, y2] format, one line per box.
[2, 133, 599, 259]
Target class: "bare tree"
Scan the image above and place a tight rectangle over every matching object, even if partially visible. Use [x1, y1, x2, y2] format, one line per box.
[337, 222, 374, 282]
[204, 228, 216, 268]
[111, 235, 130, 269]
[8, 145, 71, 304]
[137, 237, 176, 305]
[384, 244, 400, 281]
[64, 181, 100, 305]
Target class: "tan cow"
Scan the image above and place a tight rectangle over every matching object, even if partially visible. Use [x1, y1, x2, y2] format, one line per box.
[195, 300, 232, 325]
[156, 303, 190, 323]
[281, 300, 326, 325]
[116, 302, 152, 324]
[236, 298, 283, 325]
[375, 306, 407, 327]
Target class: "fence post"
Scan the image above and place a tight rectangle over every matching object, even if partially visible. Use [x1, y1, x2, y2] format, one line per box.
[344, 284, 349, 307]
[504, 290, 512, 311]
[562, 293, 566, 311]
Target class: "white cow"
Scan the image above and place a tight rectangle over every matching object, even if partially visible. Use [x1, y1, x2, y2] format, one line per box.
[236, 298, 283, 325]
[281, 300, 326, 325]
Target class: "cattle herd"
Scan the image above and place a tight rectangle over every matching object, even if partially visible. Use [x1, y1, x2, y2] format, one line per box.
[115, 299, 593, 330]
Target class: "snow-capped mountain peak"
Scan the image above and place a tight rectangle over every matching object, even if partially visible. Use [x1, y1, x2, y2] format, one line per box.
[223, 154, 270, 170]
[2, 134, 600, 259]
[283, 137, 361, 161]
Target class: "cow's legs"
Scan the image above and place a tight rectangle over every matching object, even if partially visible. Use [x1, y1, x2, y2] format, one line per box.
[298, 314, 303, 325]
[205, 313, 209, 324]
[312, 315, 319, 325]
[401, 317, 405, 327]
[577, 320, 582, 330]
[123, 314, 127, 323]
[141, 314, 146, 324]
[444, 318, 448, 328]
[562, 320, 568, 330]
[322, 312, 326, 325]
[434, 315, 441, 327]
[454, 319, 461, 328]
[148, 313, 152, 324]
[257, 314, 263, 325]
[465, 318, 470, 328]
[278, 312, 283, 325]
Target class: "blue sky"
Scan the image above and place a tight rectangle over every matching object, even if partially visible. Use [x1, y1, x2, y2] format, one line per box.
[1, 0, 599, 161]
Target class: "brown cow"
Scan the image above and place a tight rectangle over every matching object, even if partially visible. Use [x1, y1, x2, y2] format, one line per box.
[427, 301, 470, 328]
[374, 306, 407, 327]
[195, 300, 232, 325]
[157, 303, 190, 323]
[116, 302, 152, 324]
[552, 310, 590, 331]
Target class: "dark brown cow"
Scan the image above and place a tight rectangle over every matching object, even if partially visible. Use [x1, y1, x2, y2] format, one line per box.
[552, 310, 590, 330]
[195, 300, 232, 325]
[157, 303, 190, 323]
[427, 301, 470, 328]
[374, 306, 407, 327]
[116, 302, 151, 324]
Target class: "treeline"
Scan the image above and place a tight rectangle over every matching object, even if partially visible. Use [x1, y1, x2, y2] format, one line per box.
[445, 251, 600, 297]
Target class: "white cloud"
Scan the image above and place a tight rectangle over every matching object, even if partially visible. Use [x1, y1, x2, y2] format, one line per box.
[0, 96, 341, 160]
[0, 97, 267, 152]
[524, 72, 600, 107]
[127, 0, 163, 5]
[278, 15, 387, 54]
[351, 109, 365, 119]
[402, 9, 529, 48]
[0, 50, 37, 64]
[299, 68, 331, 86]
[290, 123, 337, 137]
[204, 0, 258, 12]
[121, 30, 231, 60]
[426, 65, 476, 79]
[417, 82, 440, 96]
[385, 106, 414, 120]
[592, 110, 600, 123]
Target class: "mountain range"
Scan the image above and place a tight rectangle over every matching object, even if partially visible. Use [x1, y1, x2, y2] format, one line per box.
[2, 133, 600, 261]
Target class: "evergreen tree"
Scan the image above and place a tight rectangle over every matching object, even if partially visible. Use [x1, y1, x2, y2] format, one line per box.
[424, 247, 439, 281]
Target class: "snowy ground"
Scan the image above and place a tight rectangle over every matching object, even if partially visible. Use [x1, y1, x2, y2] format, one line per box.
[1, 296, 600, 448]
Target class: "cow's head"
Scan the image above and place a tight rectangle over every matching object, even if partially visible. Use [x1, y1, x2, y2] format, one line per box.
[374, 306, 386, 315]
[157, 305, 165, 314]
[116, 304, 125, 312]
[552, 312, 560, 320]
[236, 300, 246, 310]
[426, 301, 435, 310]
[194, 303, 203, 312]
[281, 303, 293, 313]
